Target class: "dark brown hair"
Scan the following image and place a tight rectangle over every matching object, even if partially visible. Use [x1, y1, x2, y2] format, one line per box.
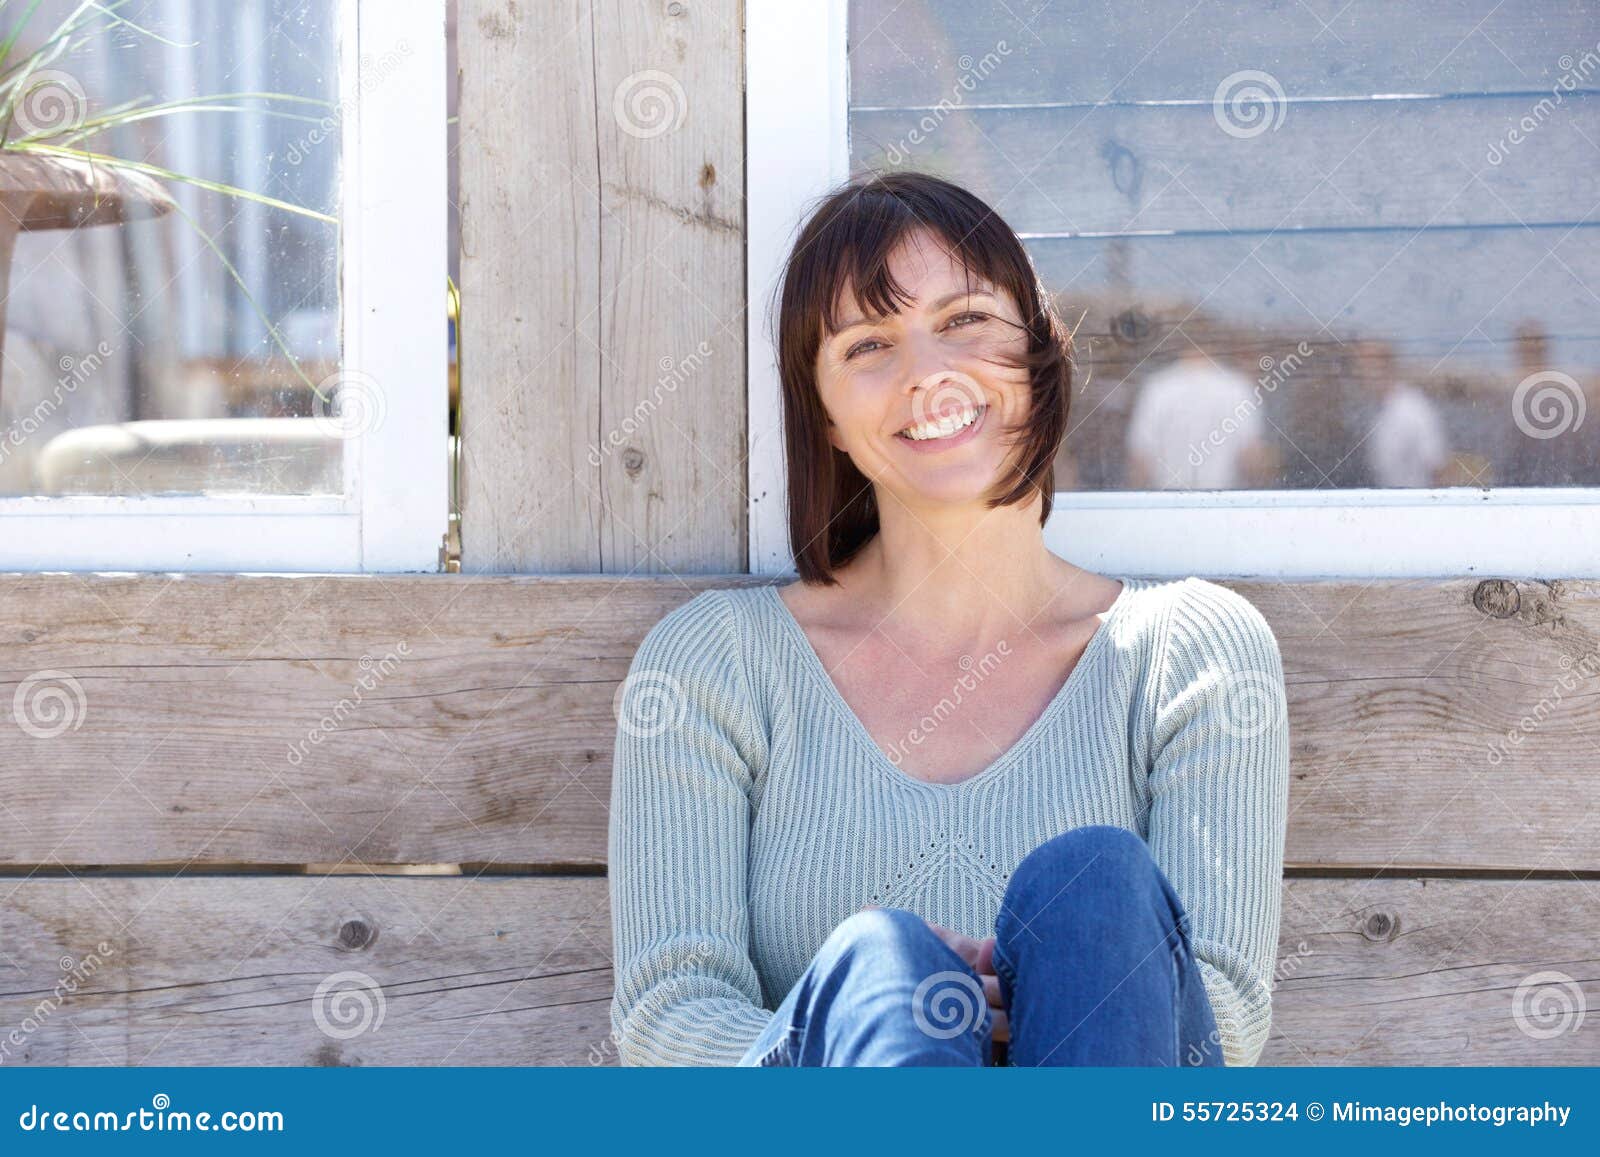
[773, 170, 1074, 585]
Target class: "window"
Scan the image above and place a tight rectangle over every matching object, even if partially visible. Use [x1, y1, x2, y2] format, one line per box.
[747, 1, 1600, 577]
[0, 0, 446, 571]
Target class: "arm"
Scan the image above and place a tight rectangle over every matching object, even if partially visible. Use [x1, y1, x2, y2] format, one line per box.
[607, 590, 777, 1065]
[1145, 580, 1291, 1067]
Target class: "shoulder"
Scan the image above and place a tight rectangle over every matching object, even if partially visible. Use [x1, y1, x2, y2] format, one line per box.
[1130, 577, 1283, 679]
[629, 588, 753, 684]
[621, 588, 762, 750]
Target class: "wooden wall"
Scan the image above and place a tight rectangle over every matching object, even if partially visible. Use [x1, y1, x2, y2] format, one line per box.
[1, 574, 1596, 1065]
[457, 0, 747, 574]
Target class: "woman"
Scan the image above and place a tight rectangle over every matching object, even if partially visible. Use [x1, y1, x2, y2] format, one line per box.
[607, 170, 1290, 1067]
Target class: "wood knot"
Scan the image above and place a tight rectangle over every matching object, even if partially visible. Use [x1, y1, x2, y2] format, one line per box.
[1109, 307, 1151, 346]
[1472, 579, 1521, 619]
[338, 919, 376, 951]
[1362, 912, 1396, 941]
[621, 447, 646, 476]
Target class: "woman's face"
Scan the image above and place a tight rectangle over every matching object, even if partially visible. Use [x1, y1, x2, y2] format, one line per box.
[814, 227, 1031, 511]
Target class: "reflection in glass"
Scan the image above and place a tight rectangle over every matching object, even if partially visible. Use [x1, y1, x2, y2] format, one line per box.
[0, 0, 340, 498]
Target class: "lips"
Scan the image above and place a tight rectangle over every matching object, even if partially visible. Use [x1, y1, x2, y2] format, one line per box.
[894, 403, 989, 452]
[897, 403, 986, 442]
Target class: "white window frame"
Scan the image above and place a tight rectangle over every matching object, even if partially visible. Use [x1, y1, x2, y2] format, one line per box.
[0, 0, 447, 573]
[745, 1, 1600, 579]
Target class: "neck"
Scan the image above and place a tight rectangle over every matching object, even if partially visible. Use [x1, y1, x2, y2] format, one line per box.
[845, 487, 1073, 638]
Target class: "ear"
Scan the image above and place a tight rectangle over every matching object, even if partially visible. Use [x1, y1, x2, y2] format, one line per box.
[824, 418, 847, 453]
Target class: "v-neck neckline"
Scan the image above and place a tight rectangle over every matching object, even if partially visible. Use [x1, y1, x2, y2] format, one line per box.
[761, 576, 1142, 792]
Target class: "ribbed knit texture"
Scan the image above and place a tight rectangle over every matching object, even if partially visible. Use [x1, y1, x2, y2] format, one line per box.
[607, 575, 1290, 1067]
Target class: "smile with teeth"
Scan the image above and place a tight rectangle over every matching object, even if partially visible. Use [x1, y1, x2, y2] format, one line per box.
[897, 404, 986, 441]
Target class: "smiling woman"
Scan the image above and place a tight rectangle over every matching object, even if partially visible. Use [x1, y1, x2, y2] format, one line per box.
[608, 169, 1292, 1070]
[774, 170, 1072, 586]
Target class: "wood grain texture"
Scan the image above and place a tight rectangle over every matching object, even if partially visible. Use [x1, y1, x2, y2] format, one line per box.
[0, 876, 612, 1066]
[457, 0, 602, 571]
[1, 876, 1592, 1065]
[457, 0, 745, 573]
[0, 573, 1595, 871]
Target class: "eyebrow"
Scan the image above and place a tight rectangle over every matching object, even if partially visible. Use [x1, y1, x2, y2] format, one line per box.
[832, 289, 997, 336]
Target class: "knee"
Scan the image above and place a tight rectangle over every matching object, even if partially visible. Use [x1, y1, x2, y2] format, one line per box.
[1004, 825, 1162, 915]
[813, 907, 947, 978]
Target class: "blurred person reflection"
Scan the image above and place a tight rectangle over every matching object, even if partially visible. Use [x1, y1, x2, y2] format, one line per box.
[1124, 347, 1275, 489]
[1357, 339, 1452, 488]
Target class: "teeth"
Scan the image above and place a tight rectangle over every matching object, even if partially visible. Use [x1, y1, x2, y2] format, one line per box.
[900, 405, 983, 441]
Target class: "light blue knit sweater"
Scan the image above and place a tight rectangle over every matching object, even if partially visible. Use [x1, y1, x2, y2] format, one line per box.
[607, 575, 1290, 1066]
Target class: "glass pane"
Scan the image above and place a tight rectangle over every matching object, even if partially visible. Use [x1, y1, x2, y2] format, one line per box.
[847, 0, 1600, 490]
[0, 0, 341, 497]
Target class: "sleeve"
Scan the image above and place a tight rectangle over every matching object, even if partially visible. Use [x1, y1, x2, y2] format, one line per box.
[1144, 580, 1290, 1067]
[606, 589, 778, 1065]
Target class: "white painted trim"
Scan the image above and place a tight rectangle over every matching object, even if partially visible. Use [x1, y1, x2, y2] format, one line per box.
[348, 0, 448, 571]
[742, 3, 1600, 580]
[0, 0, 448, 574]
[745, 0, 851, 575]
[1044, 489, 1600, 578]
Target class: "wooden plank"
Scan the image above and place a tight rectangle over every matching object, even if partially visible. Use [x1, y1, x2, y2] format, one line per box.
[1, 876, 1593, 1065]
[458, 0, 603, 571]
[1266, 878, 1600, 1066]
[848, 0, 1592, 105]
[457, 0, 746, 573]
[593, 0, 747, 574]
[1, 573, 1598, 871]
[851, 95, 1600, 235]
[0, 877, 611, 1066]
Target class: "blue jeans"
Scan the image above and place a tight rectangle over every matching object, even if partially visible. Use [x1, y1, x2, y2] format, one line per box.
[735, 824, 1224, 1066]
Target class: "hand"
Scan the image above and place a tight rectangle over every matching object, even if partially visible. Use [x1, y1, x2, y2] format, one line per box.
[863, 905, 1009, 1043]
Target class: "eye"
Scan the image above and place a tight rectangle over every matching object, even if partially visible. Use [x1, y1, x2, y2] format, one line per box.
[844, 337, 887, 360]
[946, 311, 989, 330]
